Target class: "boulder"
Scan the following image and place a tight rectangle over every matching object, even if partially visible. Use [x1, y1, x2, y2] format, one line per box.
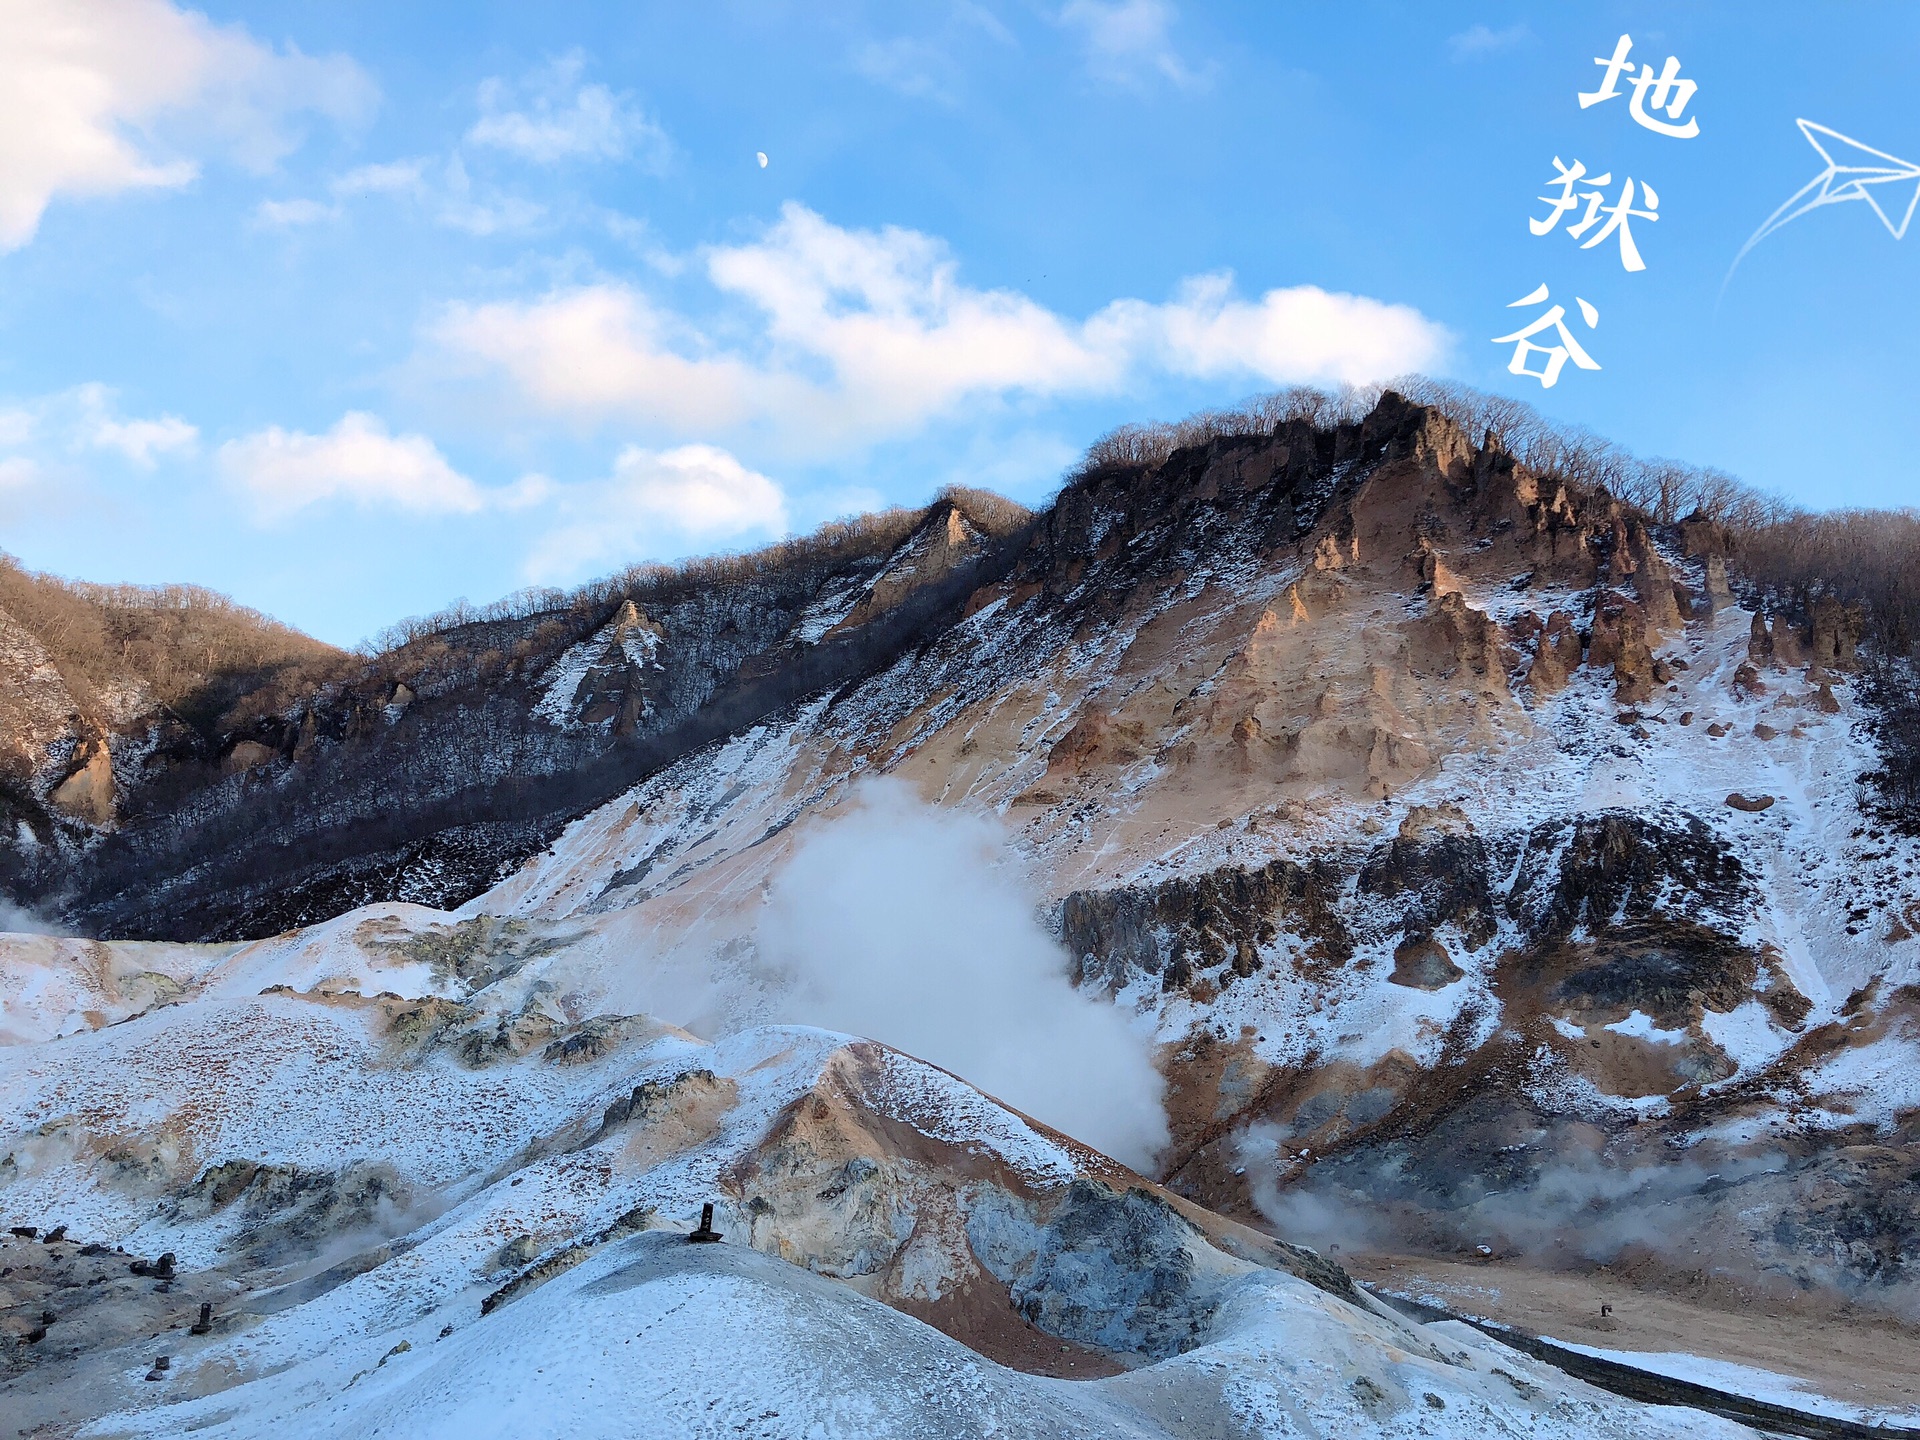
[1389, 934, 1466, 990]
[1726, 793, 1776, 813]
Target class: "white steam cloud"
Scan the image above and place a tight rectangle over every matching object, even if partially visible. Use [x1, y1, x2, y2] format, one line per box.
[756, 779, 1169, 1169]
[0, 900, 65, 936]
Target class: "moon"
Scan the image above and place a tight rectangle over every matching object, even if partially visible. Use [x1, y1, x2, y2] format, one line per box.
[756, 151, 768, 169]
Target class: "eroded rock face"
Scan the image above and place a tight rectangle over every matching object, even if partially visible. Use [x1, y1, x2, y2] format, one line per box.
[992, 1180, 1253, 1359]
[1811, 594, 1865, 670]
[171, 1159, 414, 1264]
[1587, 593, 1656, 702]
[1525, 610, 1583, 694]
[49, 741, 115, 825]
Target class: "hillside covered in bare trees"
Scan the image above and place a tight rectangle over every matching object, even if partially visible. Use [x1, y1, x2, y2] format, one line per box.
[2, 384, 1914, 938]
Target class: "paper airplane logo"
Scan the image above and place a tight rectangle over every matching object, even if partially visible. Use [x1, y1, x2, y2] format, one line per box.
[1730, 120, 1920, 281]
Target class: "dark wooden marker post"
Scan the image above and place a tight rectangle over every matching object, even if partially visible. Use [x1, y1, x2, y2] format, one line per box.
[688, 1203, 722, 1243]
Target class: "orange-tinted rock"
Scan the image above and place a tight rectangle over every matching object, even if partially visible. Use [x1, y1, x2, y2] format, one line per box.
[1703, 554, 1735, 612]
[1526, 610, 1582, 695]
[1810, 595, 1864, 670]
[1625, 520, 1682, 633]
[1769, 614, 1807, 666]
[1587, 593, 1655, 703]
[50, 741, 116, 825]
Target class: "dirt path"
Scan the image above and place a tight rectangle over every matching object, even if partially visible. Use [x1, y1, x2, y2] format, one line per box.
[1343, 1250, 1920, 1420]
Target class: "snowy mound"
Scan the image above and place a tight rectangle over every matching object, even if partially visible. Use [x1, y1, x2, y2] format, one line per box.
[0, 927, 1756, 1438]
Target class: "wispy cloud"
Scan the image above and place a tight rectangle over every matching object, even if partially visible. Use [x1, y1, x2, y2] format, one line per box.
[1059, 0, 1207, 89]
[1446, 22, 1531, 61]
[254, 155, 543, 236]
[467, 51, 671, 169]
[523, 444, 788, 582]
[849, 4, 1017, 103]
[851, 37, 958, 102]
[0, 384, 198, 468]
[253, 55, 652, 237]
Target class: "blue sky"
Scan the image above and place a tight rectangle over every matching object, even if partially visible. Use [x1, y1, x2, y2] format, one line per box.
[1, 2, 1915, 647]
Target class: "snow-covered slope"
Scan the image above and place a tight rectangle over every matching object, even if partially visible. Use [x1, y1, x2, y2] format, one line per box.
[0, 929, 1755, 1438]
[4, 393, 1915, 1432]
[435, 398, 1920, 1301]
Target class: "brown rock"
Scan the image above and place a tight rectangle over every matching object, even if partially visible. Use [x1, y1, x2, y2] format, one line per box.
[1814, 683, 1841, 714]
[1706, 722, 1729, 737]
[1678, 711, 1695, 725]
[1703, 554, 1735, 613]
[1753, 723, 1779, 741]
[50, 740, 116, 825]
[1733, 663, 1766, 697]
[221, 740, 278, 776]
[1414, 541, 1463, 597]
[1389, 934, 1465, 990]
[1527, 610, 1582, 694]
[1769, 614, 1807, 666]
[1422, 591, 1507, 679]
[1748, 612, 1772, 664]
[1587, 593, 1654, 703]
[1726, 793, 1776, 813]
[1810, 594, 1864, 670]
[1679, 512, 1727, 558]
[1625, 520, 1682, 633]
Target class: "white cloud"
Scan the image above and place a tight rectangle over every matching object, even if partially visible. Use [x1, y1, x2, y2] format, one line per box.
[333, 159, 429, 196]
[436, 154, 546, 236]
[89, 411, 197, 466]
[0, 383, 197, 466]
[255, 197, 337, 228]
[1095, 272, 1447, 387]
[523, 444, 788, 582]
[0, 456, 37, 490]
[254, 155, 536, 235]
[1446, 22, 1531, 61]
[850, 37, 956, 102]
[467, 52, 670, 169]
[1059, 0, 1204, 89]
[434, 203, 1449, 455]
[437, 284, 782, 429]
[218, 412, 486, 519]
[0, 0, 375, 251]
